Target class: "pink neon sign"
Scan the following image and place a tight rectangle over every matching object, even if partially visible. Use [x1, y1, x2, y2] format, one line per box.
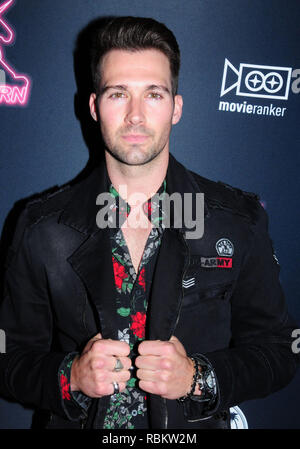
[0, 0, 31, 106]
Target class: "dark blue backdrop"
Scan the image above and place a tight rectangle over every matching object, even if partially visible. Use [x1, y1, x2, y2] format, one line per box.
[0, 0, 299, 429]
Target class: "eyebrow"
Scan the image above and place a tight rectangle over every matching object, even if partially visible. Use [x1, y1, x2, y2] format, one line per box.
[99, 84, 171, 95]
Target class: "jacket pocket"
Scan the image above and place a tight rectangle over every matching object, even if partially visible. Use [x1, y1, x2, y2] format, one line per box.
[182, 282, 233, 310]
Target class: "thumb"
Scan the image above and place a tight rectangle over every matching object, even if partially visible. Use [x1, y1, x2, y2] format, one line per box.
[92, 332, 103, 340]
[83, 332, 102, 353]
[169, 335, 186, 356]
[169, 335, 179, 343]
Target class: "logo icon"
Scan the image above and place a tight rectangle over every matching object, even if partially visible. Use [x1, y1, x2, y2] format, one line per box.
[0, 0, 31, 106]
[220, 58, 292, 100]
[216, 238, 234, 257]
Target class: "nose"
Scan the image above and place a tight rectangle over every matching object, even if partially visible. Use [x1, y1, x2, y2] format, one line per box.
[125, 96, 145, 126]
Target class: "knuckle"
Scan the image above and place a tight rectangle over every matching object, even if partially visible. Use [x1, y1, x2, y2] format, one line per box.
[90, 360, 97, 371]
[160, 357, 172, 370]
[95, 370, 107, 383]
[122, 343, 130, 355]
[117, 371, 130, 383]
[90, 357, 104, 371]
[95, 383, 108, 396]
[124, 370, 131, 381]
[124, 356, 132, 369]
[160, 370, 170, 382]
[158, 384, 167, 396]
[135, 356, 142, 368]
[91, 340, 103, 353]
[138, 341, 145, 354]
[119, 382, 126, 392]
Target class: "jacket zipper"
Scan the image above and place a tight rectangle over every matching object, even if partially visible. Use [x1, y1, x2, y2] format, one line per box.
[163, 230, 191, 429]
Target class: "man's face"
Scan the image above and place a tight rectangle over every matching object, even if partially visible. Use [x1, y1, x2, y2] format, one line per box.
[89, 49, 183, 166]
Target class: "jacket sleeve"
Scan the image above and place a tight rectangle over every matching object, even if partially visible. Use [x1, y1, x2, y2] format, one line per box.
[201, 204, 300, 415]
[0, 207, 82, 420]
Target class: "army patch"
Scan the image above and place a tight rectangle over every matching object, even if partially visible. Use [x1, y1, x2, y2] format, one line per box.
[201, 257, 232, 269]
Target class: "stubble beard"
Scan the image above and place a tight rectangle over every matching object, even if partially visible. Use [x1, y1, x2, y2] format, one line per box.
[106, 142, 165, 166]
[103, 126, 171, 167]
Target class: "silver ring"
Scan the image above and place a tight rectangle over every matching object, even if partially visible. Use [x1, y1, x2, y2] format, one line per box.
[112, 381, 119, 394]
[114, 358, 124, 372]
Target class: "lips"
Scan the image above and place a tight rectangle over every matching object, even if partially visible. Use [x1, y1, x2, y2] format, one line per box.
[122, 134, 149, 143]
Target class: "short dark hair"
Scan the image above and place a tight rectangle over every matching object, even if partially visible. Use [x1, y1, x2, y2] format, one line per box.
[90, 16, 180, 97]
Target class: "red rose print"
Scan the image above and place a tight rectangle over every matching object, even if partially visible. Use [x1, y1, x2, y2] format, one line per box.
[130, 312, 146, 339]
[138, 267, 146, 291]
[112, 256, 128, 289]
[60, 373, 71, 401]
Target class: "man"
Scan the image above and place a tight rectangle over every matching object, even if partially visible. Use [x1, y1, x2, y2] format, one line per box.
[0, 16, 299, 430]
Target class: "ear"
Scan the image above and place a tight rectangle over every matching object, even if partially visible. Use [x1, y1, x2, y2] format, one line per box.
[89, 93, 98, 122]
[172, 94, 183, 125]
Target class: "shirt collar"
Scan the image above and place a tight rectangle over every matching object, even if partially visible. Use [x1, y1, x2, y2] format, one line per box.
[108, 179, 167, 229]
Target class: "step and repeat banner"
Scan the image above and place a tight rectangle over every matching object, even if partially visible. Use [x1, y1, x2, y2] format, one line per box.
[0, 0, 299, 429]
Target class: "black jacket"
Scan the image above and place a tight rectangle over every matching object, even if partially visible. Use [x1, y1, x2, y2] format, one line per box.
[0, 154, 298, 429]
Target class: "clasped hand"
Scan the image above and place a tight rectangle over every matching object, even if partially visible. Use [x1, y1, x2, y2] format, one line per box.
[71, 334, 194, 399]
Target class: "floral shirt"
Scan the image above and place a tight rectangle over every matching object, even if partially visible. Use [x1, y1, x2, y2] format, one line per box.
[58, 179, 167, 428]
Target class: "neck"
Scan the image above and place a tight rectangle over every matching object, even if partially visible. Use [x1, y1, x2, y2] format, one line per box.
[105, 149, 169, 205]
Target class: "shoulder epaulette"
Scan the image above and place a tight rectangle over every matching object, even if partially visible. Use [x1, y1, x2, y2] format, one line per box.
[189, 170, 261, 224]
[6, 184, 74, 264]
[25, 183, 73, 225]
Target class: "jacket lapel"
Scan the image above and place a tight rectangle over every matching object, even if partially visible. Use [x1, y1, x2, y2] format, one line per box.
[146, 154, 204, 341]
[146, 155, 200, 429]
[67, 229, 117, 340]
[146, 228, 189, 341]
[59, 160, 118, 339]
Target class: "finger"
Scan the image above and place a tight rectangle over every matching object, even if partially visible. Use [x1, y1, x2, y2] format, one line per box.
[112, 369, 132, 384]
[108, 355, 132, 372]
[137, 367, 172, 383]
[138, 380, 159, 395]
[109, 381, 127, 395]
[136, 368, 157, 382]
[135, 355, 161, 370]
[138, 340, 173, 356]
[93, 366, 131, 386]
[94, 381, 128, 397]
[90, 354, 131, 372]
[91, 339, 130, 356]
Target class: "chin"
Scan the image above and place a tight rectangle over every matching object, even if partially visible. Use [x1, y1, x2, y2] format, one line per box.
[111, 146, 161, 166]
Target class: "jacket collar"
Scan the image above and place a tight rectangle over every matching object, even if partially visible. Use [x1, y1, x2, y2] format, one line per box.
[59, 160, 109, 235]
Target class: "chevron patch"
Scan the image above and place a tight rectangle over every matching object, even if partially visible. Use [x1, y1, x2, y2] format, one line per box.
[182, 277, 195, 289]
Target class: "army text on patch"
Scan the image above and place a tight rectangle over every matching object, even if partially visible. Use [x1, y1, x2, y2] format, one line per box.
[201, 257, 232, 269]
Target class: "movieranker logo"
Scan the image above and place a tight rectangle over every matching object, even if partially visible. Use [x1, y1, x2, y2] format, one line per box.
[221, 58, 292, 100]
[218, 58, 299, 118]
